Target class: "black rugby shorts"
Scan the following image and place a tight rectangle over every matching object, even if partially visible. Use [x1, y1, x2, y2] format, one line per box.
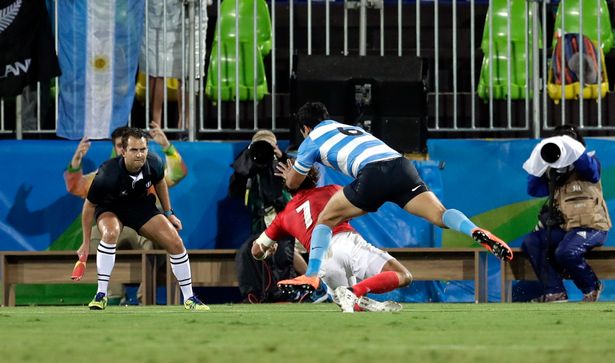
[94, 194, 162, 232]
[343, 157, 428, 212]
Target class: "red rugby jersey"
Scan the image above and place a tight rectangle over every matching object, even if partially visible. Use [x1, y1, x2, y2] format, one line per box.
[264, 185, 355, 250]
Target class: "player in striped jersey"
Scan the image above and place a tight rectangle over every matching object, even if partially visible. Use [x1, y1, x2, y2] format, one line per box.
[276, 102, 513, 295]
[251, 168, 412, 312]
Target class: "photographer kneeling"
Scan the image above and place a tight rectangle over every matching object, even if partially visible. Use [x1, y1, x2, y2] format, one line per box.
[521, 125, 610, 302]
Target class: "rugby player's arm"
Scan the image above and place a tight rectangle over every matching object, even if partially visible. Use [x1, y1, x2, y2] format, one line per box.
[276, 159, 306, 190]
[251, 232, 278, 260]
[285, 168, 306, 190]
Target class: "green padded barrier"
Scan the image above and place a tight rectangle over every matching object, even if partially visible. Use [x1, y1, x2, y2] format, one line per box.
[552, 0, 614, 53]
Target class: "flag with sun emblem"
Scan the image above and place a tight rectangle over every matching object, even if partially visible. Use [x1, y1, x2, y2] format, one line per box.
[57, 0, 144, 140]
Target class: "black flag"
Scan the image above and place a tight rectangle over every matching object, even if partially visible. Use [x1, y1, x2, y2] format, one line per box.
[0, 0, 61, 97]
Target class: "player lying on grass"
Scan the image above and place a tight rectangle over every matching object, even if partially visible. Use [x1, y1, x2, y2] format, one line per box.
[251, 167, 412, 312]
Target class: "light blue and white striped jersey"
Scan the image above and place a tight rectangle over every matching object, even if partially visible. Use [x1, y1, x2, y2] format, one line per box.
[293, 120, 401, 178]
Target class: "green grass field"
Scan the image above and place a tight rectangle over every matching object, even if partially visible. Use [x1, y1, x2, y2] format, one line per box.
[1, 303, 614, 363]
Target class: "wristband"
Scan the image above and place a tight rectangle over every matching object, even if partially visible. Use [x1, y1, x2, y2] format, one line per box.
[163, 209, 175, 217]
[254, 232, 275, 248]
[67, 162, 82, 173]
[162, 144, 176, 155]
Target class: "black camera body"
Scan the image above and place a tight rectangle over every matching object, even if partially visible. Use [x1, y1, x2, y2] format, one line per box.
[538, 204, 565, 228]
[249, 141, 275, 168]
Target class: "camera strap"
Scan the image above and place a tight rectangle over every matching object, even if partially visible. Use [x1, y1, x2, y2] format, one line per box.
[546, 170, 558, 243]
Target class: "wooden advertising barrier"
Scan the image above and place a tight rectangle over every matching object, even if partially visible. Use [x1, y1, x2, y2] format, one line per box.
[1, 248, 494, 306]
[0, 250, 167, 307]
[167, 248, 490, 304]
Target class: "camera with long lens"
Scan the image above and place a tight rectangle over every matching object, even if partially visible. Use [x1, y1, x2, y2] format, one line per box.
[540, 142, 561, 163]
[249, 140, 275, 168]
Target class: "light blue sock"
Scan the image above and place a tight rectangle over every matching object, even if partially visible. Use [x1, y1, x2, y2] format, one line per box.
[305, 224, 332, 276]
[442, 209, 477, 237]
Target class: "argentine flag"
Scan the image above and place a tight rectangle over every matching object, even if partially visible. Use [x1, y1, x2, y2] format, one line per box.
[57, 0, 144, 140]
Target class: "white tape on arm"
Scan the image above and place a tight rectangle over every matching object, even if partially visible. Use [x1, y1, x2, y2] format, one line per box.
[255, 232, 276, 248]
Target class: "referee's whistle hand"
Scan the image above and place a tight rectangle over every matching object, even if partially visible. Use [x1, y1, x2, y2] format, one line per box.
[168, 215, 183, 230]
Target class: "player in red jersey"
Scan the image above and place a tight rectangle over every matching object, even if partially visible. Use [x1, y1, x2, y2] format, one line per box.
[251, 168, 412, 312]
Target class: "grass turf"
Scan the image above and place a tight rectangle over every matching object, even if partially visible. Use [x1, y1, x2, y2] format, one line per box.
[0, 303, 614, 363]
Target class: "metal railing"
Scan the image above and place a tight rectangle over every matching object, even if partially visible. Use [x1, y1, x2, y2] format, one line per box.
[1, 0, 614, 139]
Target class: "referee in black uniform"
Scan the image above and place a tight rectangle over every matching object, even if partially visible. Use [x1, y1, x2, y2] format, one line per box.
[77, 128, 208, 311]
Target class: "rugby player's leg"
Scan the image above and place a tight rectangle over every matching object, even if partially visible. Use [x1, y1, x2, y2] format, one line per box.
[342, 241, 408, 313]
[278, 190, 366, 290]
[293, 249, 307, 275]
[351, 259, 410, 313]
[89, 212, 122, 310]
[403, 192, 513, 261]
[140, 215, 209, 311]
[95, 213, 122, 295]
[307, 190, 366, 276]
[351, 259, 412, 298]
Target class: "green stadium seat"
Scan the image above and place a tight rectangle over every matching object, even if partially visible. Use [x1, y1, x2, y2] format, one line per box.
[552, 0, 614, 53]
[206, 39, 269, 101]
[478, 40, 533, 100]
[206, 0, 272, 101]
[478, 0, 541, 100]
[480, 0, 539, 52]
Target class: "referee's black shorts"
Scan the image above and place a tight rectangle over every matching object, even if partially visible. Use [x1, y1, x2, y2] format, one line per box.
[94, 194, 162, 231]
[343, 157, 429, 212]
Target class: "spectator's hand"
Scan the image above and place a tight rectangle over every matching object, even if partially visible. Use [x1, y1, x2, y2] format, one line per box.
[167, 214, 182, 230]
[149, 122, 171, 149]
[77, 241, 89, 262]
[71, 137, 91, 170]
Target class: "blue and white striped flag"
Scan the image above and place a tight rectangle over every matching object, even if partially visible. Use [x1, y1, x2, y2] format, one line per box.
[57, 0, 144, 140]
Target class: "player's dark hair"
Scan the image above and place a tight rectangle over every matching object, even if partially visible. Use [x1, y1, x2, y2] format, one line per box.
[289, 166, 320, 194]
[294, 102, 329, 130]
[553, 124, 585, 146]
[111, 126, 130, 142]
[121, 127, 148, 149]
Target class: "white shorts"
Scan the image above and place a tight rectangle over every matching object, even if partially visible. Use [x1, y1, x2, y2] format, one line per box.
[319, 231, 393, 290]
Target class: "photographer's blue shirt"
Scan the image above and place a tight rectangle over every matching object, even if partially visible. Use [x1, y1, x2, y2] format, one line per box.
[527, 151, 601, 197]
[293, 120, 400, 178]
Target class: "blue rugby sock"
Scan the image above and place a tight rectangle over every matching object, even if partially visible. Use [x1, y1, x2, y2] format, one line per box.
[442, 209, 477, 237]
[305, 224, 332, 276]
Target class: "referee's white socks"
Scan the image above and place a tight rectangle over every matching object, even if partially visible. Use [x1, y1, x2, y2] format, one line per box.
[170, 250, 194, 300]
[96, 241, 117, 295]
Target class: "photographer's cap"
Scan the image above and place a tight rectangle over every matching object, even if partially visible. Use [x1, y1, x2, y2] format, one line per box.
[250, 130, 277, 148]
